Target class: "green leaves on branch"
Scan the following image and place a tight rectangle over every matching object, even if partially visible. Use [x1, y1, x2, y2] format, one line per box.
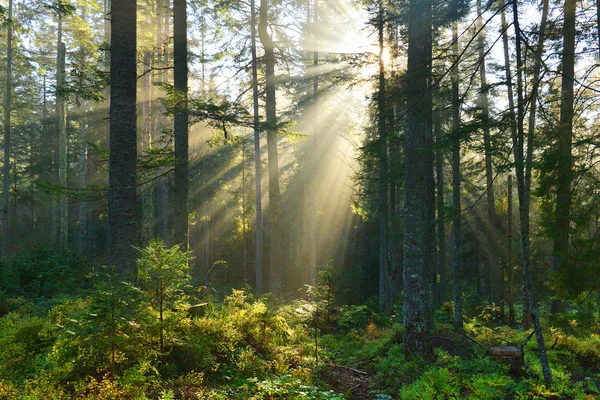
[156, 83, 299, 140]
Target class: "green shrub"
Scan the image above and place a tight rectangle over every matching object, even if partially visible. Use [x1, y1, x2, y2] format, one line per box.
[373, 344, 427, 396]
[0, 313, 51, 383]
[399, 367, 461, 399]
[338, 304, 371, 330]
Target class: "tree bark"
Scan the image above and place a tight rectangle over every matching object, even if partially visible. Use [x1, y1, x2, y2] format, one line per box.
[251, 0, 263, 296]
[309, 0, 318, 288]
[423, 14, 435, 329]
[477, 0, 502, 317]
[403, 0, 431, 355]
[108, 0, 138, 277]
[2, 0, 12, 259]
[451, 6, 463, 331]
[78, 119, 88, 252]
[377, 0, 389, 314]
[57, 16, 68, 249]
[173, 0, 189, 251]
[511, 1, 552, 386]
[141, 52, 153, 246]
[551, 0, 576, 315]
[434, 90, 446, 304]
[156, 0, 171, 243]
[507, 175, 514, 325]
[259, 0, 282, 294]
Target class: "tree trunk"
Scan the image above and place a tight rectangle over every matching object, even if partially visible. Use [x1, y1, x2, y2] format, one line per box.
[173, 0, 189, 251]
[57, 16, 68, 249]
[78, 119, 88, 252]
[507, 175, 515, 325]
[551, 0, 576, 315]
[377, 0, 389, 314]
[309, 0, 318, 288]
[141, 52, 154, 245]
[511, 1, 552, 386]
[477, 0, 502, 317]
[259, 0, 282, 294]
[402, 0, 431, 355]
[434, 92, 446, 304]
[2, 0, 12, 259]
[156, 0, 171, 243]
[250, 0, 263, 296]
[451, 10, 463, 331]
[423, 20, 435, 329]
[108, 0, 138, 277]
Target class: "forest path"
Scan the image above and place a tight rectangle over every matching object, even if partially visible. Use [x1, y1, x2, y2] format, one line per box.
[322, 364, 374, 399]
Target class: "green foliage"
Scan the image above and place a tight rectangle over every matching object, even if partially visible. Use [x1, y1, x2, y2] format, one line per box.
[0, 246, 89, 299]
[337, 304, 372, 330]
[399, 367, 462, 399]
[373, 344, 427, 396]
[0, 313, 51, 383]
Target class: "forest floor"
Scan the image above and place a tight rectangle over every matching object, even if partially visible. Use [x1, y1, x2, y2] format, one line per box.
[0, 243, 599, 399]
[321, 365, 373, 400]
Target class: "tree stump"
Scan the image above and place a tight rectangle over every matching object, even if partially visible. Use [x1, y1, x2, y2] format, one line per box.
[487, 345, 524, 372]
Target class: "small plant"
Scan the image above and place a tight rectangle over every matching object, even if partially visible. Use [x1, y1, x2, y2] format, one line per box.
[138, 239, 193, 355]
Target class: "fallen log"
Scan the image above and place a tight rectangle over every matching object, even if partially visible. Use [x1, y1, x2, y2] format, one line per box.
[486, 345, 524, 371]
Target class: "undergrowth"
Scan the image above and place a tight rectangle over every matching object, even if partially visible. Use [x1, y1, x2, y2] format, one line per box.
[0, 244, 599, 398]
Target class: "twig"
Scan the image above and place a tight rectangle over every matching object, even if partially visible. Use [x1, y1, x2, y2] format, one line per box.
[519, 330, 536, 350]
[330, 364, 368, 376]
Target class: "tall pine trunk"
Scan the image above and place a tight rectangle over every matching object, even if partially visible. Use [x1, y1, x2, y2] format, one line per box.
[2, 0, 12, 258]
[477, 0, 502, 316]
[157, 0, 171, 243]
[551, 0, 576, 315]
[57, 14, 68, 249]
[259, 0, 282, 294]
[250, 0, 263, 296]
[173, 0, 189, 250]
[309, 0, 318, 287]
[108, 0, 138, 277]
[403, 0, 431, 355]
[78, 119, 88, 252]
[451, 7, 463, 331]
[512, 1, 552, 386]
[434, 88, 446, 304]
[507, 175, 515, 325]
[377, 0, 388, 314]
[141, 52, 153, 245]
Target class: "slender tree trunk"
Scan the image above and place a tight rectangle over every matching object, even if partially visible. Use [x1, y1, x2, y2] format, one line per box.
[250, 0, 263, 296]
[2, 0, 13, 259]
[108, 0, 138, 277]
[141, 52, 153, 245]
[423, 18, 435, 329]
[512, 1, 552, 386]
[157, 0, 171, 243]
[309, 0, 318, 287]
[78, 119, 88, 252]
[57, 14, 68, 249]
[551, 0, 576, 315]
[434, 92, 446, 304]
[402, 0, 431, 355]
[524, 0, 549, 324]
[259, 0, 282, 294]
[29, 134, 36, 231]
[507, 175, 515, 325]
[477, 0, 502, 317]
[242, 141, 248, 280]
[377, 0, 389, 314]
[501, 7, 529, 329]
[173, 0, 189, 250]
[451, 9, 463, 331]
